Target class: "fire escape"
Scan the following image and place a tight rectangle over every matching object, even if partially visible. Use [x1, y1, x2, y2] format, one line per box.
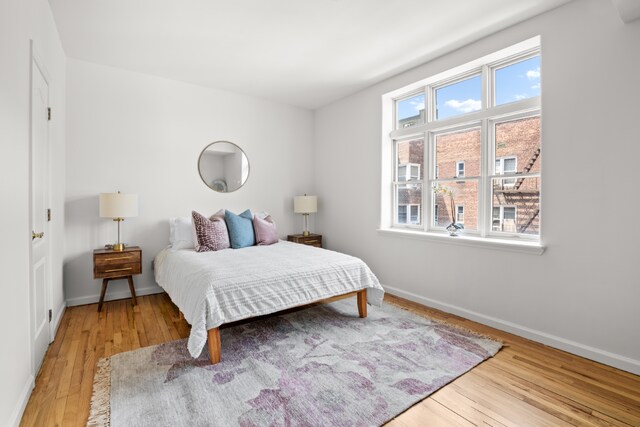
[494, 148, 541, 233]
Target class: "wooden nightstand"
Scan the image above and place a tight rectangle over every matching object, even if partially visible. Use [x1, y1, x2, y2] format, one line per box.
[93, 246, 142, 312]
[287, 233, 322, 248]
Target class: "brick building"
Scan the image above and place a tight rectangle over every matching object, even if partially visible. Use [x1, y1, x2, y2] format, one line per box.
[397, 115, 540, 235]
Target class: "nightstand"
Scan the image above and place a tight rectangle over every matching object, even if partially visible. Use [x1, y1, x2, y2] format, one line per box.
[93, 246, 142, 312]
[287, 233, 322, 248]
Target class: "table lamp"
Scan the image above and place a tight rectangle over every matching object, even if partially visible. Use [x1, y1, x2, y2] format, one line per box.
[99, 191, 138, 251]
[294, 194, 317, 236]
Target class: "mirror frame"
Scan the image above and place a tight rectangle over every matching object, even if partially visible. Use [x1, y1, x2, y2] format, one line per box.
[197, 140, 250, 193]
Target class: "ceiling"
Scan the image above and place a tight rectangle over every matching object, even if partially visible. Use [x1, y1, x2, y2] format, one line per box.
[50, 0, 572, 109]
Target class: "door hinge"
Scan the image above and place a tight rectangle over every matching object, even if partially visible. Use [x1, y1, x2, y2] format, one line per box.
[48, 309, 52, 322]
[47, 107, 51, 121]
[47, 208, 51, 222]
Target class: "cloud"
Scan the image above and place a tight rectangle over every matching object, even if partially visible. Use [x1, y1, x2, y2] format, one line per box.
[526, 68, 540, 80]
[410, 101, 425, 112]
[514, 94, 527, 101]
[444, 99, 481, 113]
[531, 83, 541, 90]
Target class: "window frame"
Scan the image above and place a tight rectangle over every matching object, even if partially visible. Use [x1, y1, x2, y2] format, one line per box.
[456, 161, 466, 178]
[384, 37, 541, 243]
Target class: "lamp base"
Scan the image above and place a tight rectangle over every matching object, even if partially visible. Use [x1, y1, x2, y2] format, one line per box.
[302, 230, 310, 237]
[112, 243, 126, 251]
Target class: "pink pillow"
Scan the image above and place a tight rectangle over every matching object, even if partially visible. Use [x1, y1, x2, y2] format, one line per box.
[253, 215, 278, 246]
[192, 211, 230, 252]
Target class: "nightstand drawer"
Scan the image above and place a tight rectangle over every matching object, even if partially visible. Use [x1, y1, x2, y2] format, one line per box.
[303, 238, 322, 247]
[287, 234, 322, 248]
[94, 249, 142, 279]
[94, 262, 142, 279]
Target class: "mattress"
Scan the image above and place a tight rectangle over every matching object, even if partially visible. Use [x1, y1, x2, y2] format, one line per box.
[154, 240, 385, 358]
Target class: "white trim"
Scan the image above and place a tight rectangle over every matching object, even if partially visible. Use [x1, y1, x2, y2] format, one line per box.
[65, 285, 164, 307]
[377, 227, 544, 255]
[50, 300, 66, 342]
[8, 375, 35, 427]
[383, 285, 640, 376]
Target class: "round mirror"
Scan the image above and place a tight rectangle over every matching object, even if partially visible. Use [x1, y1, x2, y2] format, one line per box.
[198, 141, 250, 192]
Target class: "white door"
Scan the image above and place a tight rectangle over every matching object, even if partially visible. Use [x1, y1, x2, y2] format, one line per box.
[30, 56, 51, 374]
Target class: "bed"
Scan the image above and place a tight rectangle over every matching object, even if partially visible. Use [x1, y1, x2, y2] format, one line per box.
[154, 240, 385, 364]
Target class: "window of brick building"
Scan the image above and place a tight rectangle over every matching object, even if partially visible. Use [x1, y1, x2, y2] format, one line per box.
[456, 205, 465, 223]
[397, 204, 421, 225]
[384, 37, 541, 242]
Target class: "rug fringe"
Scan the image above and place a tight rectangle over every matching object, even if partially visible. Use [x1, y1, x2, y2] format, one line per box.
[87, 357, 111, 427]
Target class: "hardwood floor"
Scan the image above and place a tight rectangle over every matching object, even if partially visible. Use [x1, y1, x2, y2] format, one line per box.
[20, 293, 640, 426]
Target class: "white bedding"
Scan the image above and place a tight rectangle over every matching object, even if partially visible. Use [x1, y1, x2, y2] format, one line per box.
[154, 240, 385, 358]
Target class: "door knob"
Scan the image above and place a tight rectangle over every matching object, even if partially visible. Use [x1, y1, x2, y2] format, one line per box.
[32, 231, 44, 240]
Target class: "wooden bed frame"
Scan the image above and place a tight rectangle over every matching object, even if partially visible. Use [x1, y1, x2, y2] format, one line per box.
[200, 289, 368, 364]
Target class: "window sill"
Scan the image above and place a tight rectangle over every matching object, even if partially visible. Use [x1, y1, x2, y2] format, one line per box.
[377, 228, 545, 255]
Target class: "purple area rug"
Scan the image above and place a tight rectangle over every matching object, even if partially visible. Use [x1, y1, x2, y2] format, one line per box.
[88, 297, 501, 427]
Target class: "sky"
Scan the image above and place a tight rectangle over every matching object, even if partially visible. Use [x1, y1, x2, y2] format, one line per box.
[398, 56, 541, 123]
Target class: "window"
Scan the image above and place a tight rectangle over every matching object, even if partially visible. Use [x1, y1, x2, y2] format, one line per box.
[398, 205, 407, 224]
[456, 205, 464, 223]
[398, 163, 421, 182]
[384, 37, 541, 241]
[410, 205, 420, 224]
[495, 56, 540, 106]
[492, 206, 516, 232]
[396, 93, 425, 128]
[496, 156, 517, 187]
[397, 204, 421, 225]
[435, 75, 482, 120]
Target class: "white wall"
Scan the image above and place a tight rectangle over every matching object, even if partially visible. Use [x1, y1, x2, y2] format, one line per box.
[314, 0, 640, 374]
[0, 0, 66, 425]
[64, 59, 315, 305]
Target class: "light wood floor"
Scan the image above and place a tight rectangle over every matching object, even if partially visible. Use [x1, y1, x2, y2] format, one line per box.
[20, 293, 640, 426]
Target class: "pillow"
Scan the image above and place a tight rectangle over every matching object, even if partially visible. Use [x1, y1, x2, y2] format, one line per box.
[253, 215, 278, 246]
[169, 217, 195, 249]
[192, 209, 226, 250]
[209, 209, 226, 221]
[225, 209, 255, 249]
[192, 211, 230, 252]
[254, 211, 270, 220]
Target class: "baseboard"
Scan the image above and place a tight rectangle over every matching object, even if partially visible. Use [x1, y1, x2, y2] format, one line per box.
[50, 300, 66, 340]
[383, 285, 640, 376]
[65, 285, 164, 307]
[8, 374, 35, 427]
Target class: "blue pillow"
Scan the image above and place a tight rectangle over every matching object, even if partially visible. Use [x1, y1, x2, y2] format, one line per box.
[225, 209, 256, 249]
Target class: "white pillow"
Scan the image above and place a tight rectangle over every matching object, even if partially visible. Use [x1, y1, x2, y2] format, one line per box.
[169, 217, 195, 249]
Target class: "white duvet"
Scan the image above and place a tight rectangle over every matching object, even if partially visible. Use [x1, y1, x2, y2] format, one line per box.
[154, 240, 385, 358]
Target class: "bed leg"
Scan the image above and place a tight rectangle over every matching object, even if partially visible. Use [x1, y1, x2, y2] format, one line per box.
[357, 290, 367, 318]
[208, 328, 221, 364]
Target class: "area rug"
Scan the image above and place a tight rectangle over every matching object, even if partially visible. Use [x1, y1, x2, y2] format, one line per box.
[88, 297, 502, 427]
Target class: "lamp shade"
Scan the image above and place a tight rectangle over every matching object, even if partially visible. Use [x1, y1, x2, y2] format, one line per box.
[99, 193, 138, 218]
[294, 195, 317, 214]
